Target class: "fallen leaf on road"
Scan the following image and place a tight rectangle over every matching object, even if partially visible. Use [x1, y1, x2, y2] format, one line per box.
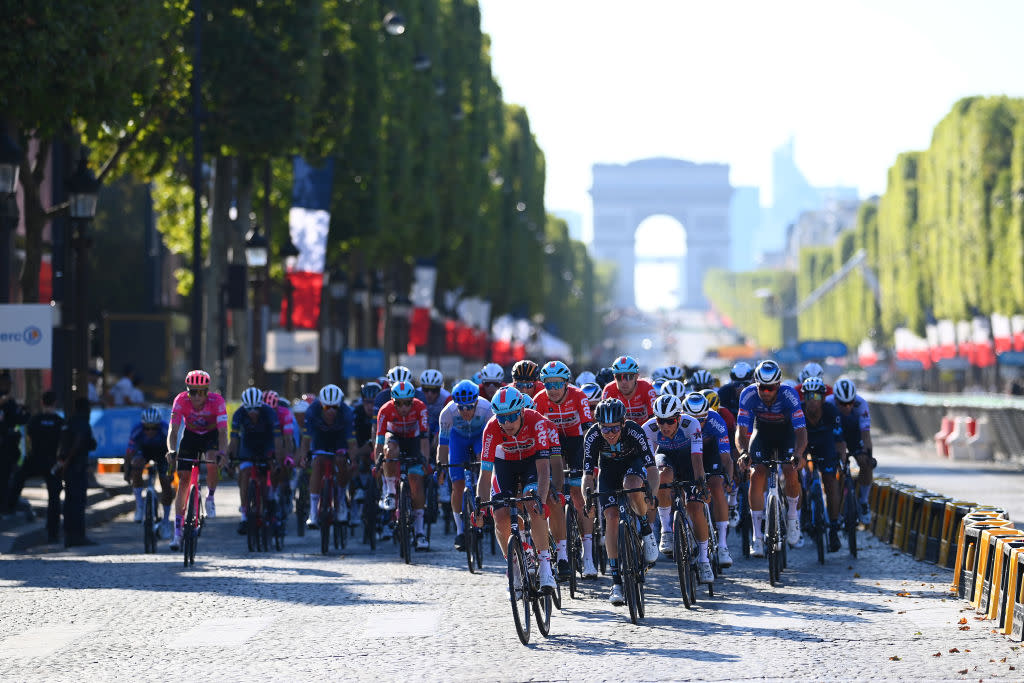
[898, 610, 906, 614]
[896, 591, 912, 597]
[854, 572, 861, 577]
[1010, 666, 1016, 671]
[957, 669, 967, 675]
[974, 616, 987, 621]
[914, 631, 922, 635]
[958, 617, 968, 624]
[933, 652, 942, 657]
[964, 649, 970, 653]
[889, 655, 901, 661]
[1001, 657, 1007, 663]
[949, 648, 960, 653]
[959, 625, 971, 631]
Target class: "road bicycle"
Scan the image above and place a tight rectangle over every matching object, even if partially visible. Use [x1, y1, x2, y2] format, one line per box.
[839, 454, 860, 557]
[482, 493, 552, 645]
[311, 451, 346, 555]
[142, 463, 161, 554]
[802, 454, 828, 565]
[172, 451, 213, 568]
[660, 480, 700, 608]
[293, 465, 310, 538]
[587, 485, 652, 625]
[244, 459, 273, 552]
[763, 455, 790, 587]
[382, 455, 423, 564]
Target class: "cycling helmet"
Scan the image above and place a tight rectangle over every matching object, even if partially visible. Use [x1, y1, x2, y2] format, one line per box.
[593, 397, 626, 424]
[610, 355, 640, 375]
[650, 367, 667, 382]
[511, 360, 540, 382]
[594, 367, 615, 388]
[834, 377, 857, 403]
[241, 387, 263, 410]
[652, 378, 666, 393]
[390, 380, 416, 401]
[140, 407, 161, 425]
[802, 362, 824, 380]
[360, 382, 382, 400]
[801, 376, 826, 395]
[689, 369, 714, 390]
[682, 392, 710, 420]
[263, 389, 280, 409]
[663, 365, 685, 381]
[471, 371, 483, 385]
[521, 394, 537, 411]
[754, 360, 782, 385]
[185, 370, 210, 387]
[387, 365, 412, 385]
[730, 361, 754, 383]
[576, 370, 596, 386]
[419, 369, 443, 388]
[376, 377, 391, 390]
[292, 400, 308, 414]
[479, 362, 505, 384]
[318, 383, 343, 407]
[451, 379, 479, 406]
[539, 360, 572, 382]
[660, 379, 687, 398]
[652, 394, 683, 419]
[580, 382, 602, 401]
[490, 386, 526, 415]
[700, 388, 720, 412]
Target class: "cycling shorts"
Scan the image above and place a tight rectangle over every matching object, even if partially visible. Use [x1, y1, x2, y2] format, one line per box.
[447, 431, 482, 483]
[596, 455, 648, 512]
[177, 430, 219, 472]
[131, 446, 169, 477]
[491, 457, 539, 501]
[805, 437, 839, 474]
[749, 422, 795, 467]
[387, 437, 425, 476]
[655, 447, 722, 480]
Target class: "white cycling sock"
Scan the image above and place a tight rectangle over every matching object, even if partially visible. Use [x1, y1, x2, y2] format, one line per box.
[787, 495, 800, 519]
[454, 513, 465, 534]
[658, 506, 672, 532]
[413, 509, 425, 535]
[582, 534, 593, 561]
[556, 540, 567, 561]
[716, 521, 729, 549]
[698, 540, 709, 562]
[133, 488, 143, 505]
[384, 477, 397, 497]
[310, 494, 320, 517]
[751, 510, 764, 540]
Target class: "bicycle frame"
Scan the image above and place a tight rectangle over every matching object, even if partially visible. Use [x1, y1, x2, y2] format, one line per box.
[176, 453, 213, 568]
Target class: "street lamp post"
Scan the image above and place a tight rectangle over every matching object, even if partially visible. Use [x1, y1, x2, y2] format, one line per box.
[66, 155, 100, 399]
[245, 223, 269, 386]
[0, 128, 21, 304]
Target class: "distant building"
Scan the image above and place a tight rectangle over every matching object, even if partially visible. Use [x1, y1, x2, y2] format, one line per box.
[784, 198, 862, 268]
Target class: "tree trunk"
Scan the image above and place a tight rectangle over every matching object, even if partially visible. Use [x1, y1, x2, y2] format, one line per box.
[205, 154, 232, 392]
[230, 158, 254, 396]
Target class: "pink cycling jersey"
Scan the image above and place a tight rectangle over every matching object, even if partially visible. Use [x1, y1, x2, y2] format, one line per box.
[275, 405, 295, 437]
[170, 391, 228, 434]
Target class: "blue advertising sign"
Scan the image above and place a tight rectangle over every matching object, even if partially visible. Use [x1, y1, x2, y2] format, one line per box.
[343, 348, 386, 378]
[998, 351, 1024, 367]
[87, 405, 170, 459]
[798, 339, 849, 360]
[773, 348, 802, 364]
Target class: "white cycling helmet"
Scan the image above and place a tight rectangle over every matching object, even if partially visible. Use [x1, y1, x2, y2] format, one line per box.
[682, 392, 710, 421]
[479, 362, 504, 383]
[576, 370, 597, 386]
[650, 367, 668, 382]
[140, 407, 162, 425]
[318, 383, 344, 407]
[241, 387, 263, 410]
[802, 362, 824, 379]
[419, 369, 443, 388]
[754, 360, 782, 385]
[834, 377, 857, 403]
[387, 365, 412, 384]
[660, 379, 687, 398]
[652, 394, 683, 419]
[662, 365, 685, 381]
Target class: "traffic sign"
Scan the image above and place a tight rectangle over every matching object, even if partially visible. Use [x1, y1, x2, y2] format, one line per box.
[798, 339, 848, 360]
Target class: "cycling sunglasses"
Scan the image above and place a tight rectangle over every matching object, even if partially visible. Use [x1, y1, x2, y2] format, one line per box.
[656, 416, 678, 425]
[514, 381, 535, 390]
[757, 383, 780, 393]
[543, 381, 566, 390]
[142, 424, 160, 430]
[614, 373, 637, 381]
[456, 403, 477, 411]
[422, 386, 440, 393]
[804, 391, 823, 401]
[837, 399, 855, 407]
[600, 424, 622, 435]
[187, 388, 208, 396]
[395, 399, 413, 407]
[496, 411, 521, 424]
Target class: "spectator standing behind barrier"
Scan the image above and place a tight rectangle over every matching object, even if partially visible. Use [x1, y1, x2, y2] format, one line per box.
[0, 371, 31, 514]
[20, 392, 65, 542]
[108, 365, 135, 406]
[58, 397, 97, 547]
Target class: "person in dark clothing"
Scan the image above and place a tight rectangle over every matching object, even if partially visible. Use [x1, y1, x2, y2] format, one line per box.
[58, 397, 97, 547]
[19, 391, 66, 542]
[0, 371, 31, 514]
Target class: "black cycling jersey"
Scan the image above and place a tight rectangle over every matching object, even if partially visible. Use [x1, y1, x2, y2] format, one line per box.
[351, 400, 376, 447]
[582, 420, 655, 472]
[716, 380, 747, 417]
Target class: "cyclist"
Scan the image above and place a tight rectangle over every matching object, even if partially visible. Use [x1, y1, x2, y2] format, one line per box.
[301, 384, 356, 529]
[437, 379, 492, 551]
[477, 362, 505, 401]
[642, 394, 712, 582]
[125, 407, 173, 534]
[228, 387, 282, 535]
[374, 365, 426, 411]
[717, 361, 754, 418]
[736, 360, 808, 556]
[681, 392, 735, 569]
[662, 365, 685, 383]
[660, 379, 687, 399]
[419, 369, 450, 449]
[601, 355, 658, 424]
[703, 387, 741, 528]
[827, 377, 874, 525]
[511, 359, 543, 397]
[797, 362, 833, 396]
[582, 398, 659, 605]
[166, 370, 228, 551]
[262, 390, 295, 460]
[534, 360, 597, 579]
[575, 370, 597, 387]
[348, 382, 381, 522]
[594, 367, 615, 392]
[375, 380, 432, 550]
[801, 376, 847, 552]
[476, 386, 557, 592]
[686, 368, 715, 393]
[579, 382, 602, 411]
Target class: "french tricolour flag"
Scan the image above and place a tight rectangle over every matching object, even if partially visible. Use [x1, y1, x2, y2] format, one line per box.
[282, 157, 334, 329]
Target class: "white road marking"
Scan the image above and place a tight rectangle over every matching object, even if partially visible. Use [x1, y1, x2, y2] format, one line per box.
[0, 623, 101, 658]
[364, 610, 440, 637]
[169, 617, 275, 648]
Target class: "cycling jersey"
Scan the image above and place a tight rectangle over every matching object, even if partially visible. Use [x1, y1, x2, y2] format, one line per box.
[825, 395, 871, 449]
[702, 410, 732, 459]
[716, 380, 748, 417]
[230, 405, 281, 458]
[128, 420, 169, 452]
[273, 405, 295, 440]
[350, 401, 376, 448]
[480, 409, 555, 467]
[373, 387, 427, 412]
[422, 389, 452, 437]
[582, 420, 655, 472]
[170, 391, 228, 434]
[375, 398, 429, 442]
[640, 414, 702, 460]
[305, 399, 355, 453]
[601, 380, 658, 423]
[533, 385, 593, 438]
[438, 397, 492, 444]
[736, 384, 806, 432]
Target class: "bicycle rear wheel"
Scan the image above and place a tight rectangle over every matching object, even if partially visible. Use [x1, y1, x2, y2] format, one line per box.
[319, 487, 332, 555]
[246, 480, 259, 552]
[548, 532, 563, 611]
[703, 503, 718, 598]
[508, 537, 531, 645]
[766, 495, 780, 586]
[619, 517, 639, 624]
[295, 472, 309, 537]
[533, 590, 552, 637]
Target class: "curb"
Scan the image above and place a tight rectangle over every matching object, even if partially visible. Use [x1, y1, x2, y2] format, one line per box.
[0, 485, 135, 555]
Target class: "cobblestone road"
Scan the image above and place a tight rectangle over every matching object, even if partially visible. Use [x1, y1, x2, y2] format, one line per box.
[2, 489, 1023, 682]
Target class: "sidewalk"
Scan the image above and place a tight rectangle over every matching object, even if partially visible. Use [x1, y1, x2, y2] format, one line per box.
[0, 472, 135, 554]
[874, 432, 1024, 526]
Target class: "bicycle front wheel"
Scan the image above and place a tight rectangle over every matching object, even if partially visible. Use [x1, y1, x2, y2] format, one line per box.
[566, 503, 580, 599]
[619, 517, 640, 624]
[144, 489, 156, 554]
[399, 483, 413, 564]
[184, 487, 199, 567]
[673, 510, 693, 608]
[508, 537, 531, 645]
[844, 479, 859, 557]
[462, 489, 475, 573]
[766, 495, 780, 586]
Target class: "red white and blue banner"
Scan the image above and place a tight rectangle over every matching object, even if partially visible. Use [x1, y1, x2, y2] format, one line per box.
[283, 157, 334, 329]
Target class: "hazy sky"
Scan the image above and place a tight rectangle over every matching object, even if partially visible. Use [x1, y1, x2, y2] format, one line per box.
[478, 0, 1024, 219]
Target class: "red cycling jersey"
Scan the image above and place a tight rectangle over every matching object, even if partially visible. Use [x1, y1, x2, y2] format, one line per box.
[376, 398, 429, 439]
[601, 379, 658, 423]
[533, 385, 593, 437]
[481, 409, 555, 463]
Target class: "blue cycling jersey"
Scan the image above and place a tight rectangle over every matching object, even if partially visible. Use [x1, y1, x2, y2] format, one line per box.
[804, 401, 844, 444]
[702, 410, 732, 457]
[230, 406, 281, 454]
[736, 383, 806, 432]
[128, 420, 168, 450]
[825, 395, 871, 449]
[305, 399, 354, 452]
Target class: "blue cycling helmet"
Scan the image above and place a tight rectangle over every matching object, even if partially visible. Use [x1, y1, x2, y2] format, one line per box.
[390, 380, 416, 400]
[490, 386, 526, 415]
[451, 379, 479, 406]
[580, 382, 602, 400]
[610, 355, 640, 375]
[539, 360, 572, 381]
[521, 394, 537, 411]
[471, 371, 483, 385]
[652, 378, 666, 393]
[594, 367, 615, 388]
